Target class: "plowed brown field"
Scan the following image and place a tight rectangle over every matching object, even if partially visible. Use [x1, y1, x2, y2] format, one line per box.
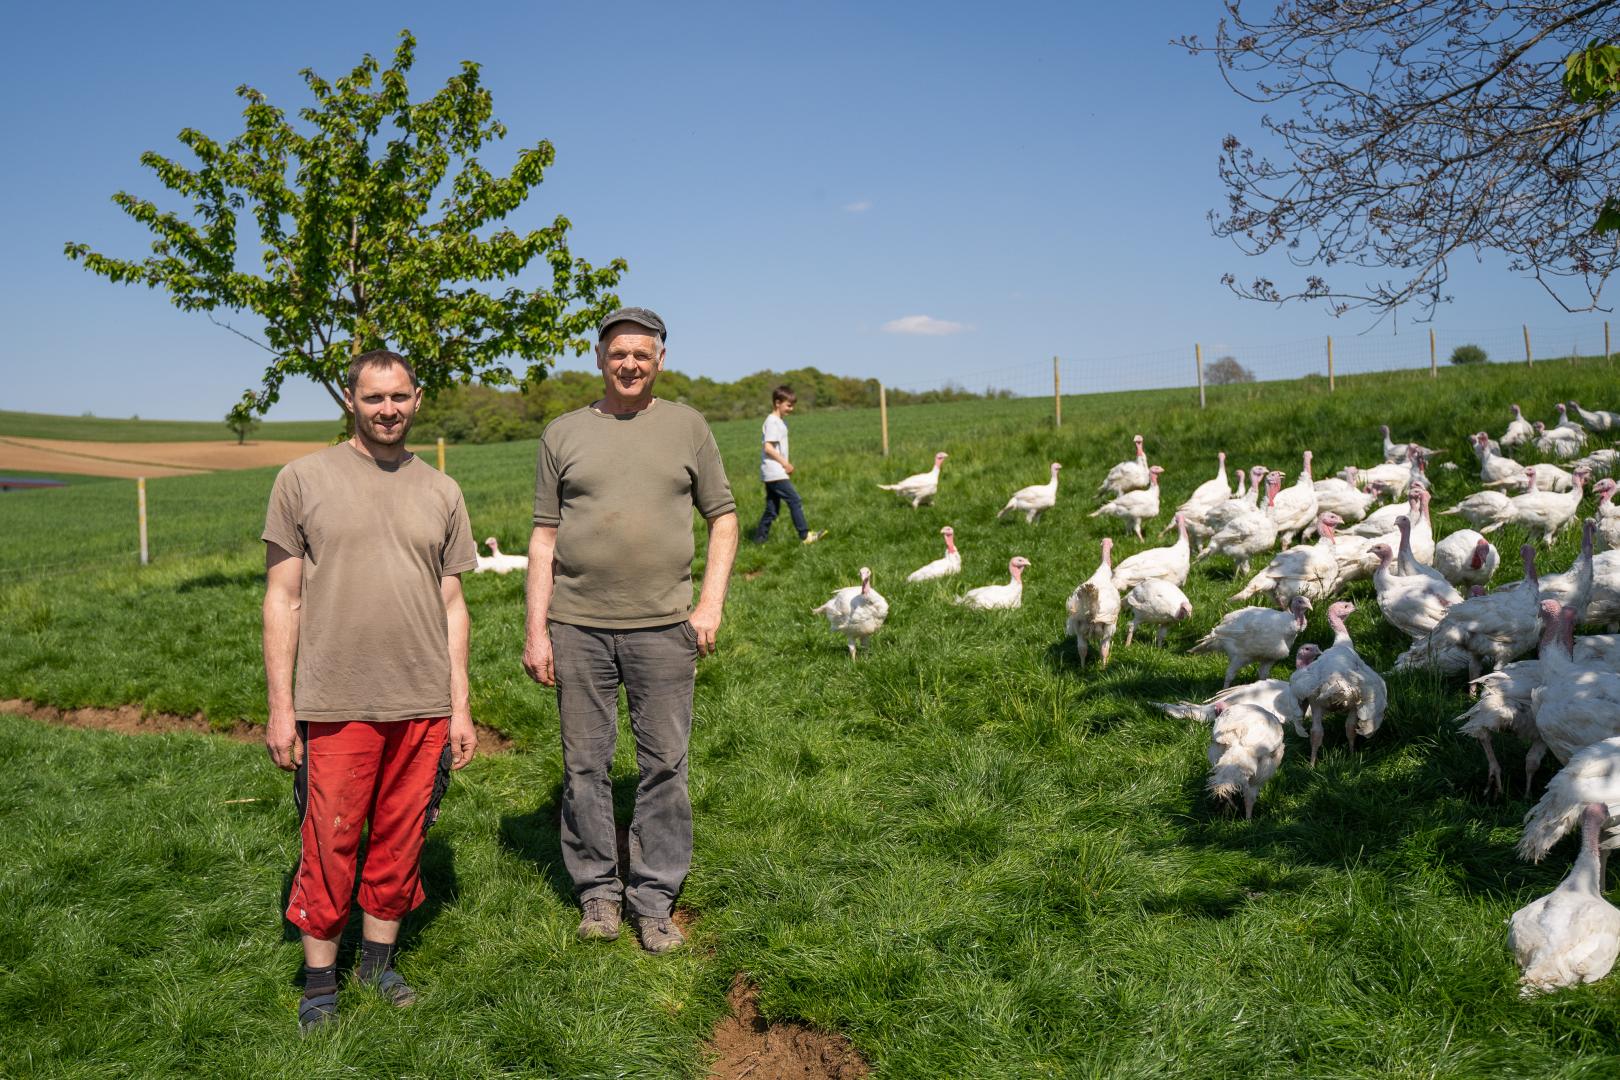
[0, 436, 332, 478]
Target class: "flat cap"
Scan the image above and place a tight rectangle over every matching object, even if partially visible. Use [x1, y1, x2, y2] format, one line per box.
[598, 306, 667, 341]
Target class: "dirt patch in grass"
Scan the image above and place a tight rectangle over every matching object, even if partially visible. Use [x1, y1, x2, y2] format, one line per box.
[0, 698, 514, 753]
[706, 974, 869, 1080]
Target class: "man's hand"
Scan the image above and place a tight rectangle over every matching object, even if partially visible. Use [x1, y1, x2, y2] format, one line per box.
[449, 713, 478, 769]
[266, 708, 302, 771]
[689, 604, 722, 657]
[523, 630, 555, 685]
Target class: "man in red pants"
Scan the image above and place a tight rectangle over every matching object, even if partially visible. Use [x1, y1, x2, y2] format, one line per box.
[261, 348, 480, 1033]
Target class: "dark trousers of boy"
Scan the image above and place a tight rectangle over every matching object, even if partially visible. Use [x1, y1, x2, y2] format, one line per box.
[754, 479, 807, 542]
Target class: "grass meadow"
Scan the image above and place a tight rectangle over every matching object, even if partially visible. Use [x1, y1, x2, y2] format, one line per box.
[6, 361, 1620, 1076]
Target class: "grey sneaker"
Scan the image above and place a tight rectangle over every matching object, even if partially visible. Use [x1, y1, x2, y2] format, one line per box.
[632, 912, 686, 954]
[577, 897, 622, 941]
[802, 529, 828, 545]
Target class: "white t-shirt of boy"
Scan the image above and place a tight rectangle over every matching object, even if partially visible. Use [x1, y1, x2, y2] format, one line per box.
[760, 413, 790, 482]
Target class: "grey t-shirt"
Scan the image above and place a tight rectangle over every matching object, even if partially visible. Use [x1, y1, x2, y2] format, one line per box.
[533, 399, 736, 629]
[262, 443, 479, 722]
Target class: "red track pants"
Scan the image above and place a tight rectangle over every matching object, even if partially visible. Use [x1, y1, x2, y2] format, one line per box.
[286, 716, 449, 940]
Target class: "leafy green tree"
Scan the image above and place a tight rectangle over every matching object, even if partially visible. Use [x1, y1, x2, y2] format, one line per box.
[1449, 344, 1488, 366]
[226, 412, 260, 444]
[65, 31, 625, 430]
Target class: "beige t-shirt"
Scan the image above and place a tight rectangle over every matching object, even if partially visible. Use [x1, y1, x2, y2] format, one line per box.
[261, 443, 479, 722]
[534, 399, 736, 629]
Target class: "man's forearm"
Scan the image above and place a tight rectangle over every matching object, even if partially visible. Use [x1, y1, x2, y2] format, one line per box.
[262, 595, 300, 716]
[446, 590, 471, 718]
[526, 526, 559, 635]
[697, 512, 740, 610]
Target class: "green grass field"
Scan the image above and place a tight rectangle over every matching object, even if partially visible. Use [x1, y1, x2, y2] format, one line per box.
[0, 408, 340, 443]
[5, 360, 1620, 1076]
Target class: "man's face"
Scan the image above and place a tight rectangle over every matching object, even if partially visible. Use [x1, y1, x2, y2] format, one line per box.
[345, 361, 421, 446]
[596, 327, 665, 402]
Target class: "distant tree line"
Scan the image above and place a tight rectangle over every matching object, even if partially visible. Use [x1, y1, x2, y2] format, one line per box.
[411, 367, 1011, 443]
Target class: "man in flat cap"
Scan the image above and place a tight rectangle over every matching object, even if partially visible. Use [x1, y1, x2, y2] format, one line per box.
[522, 307, 738, 953]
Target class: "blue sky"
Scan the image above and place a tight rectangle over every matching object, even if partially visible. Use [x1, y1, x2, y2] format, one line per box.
[0, 1, 1604, 420]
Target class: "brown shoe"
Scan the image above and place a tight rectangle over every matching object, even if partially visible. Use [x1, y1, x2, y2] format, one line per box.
[577, 897, 621, 942]
[631, 912, 685, 954]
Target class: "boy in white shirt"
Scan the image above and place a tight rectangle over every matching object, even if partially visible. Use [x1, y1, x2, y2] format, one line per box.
[752, 385, 825, 544]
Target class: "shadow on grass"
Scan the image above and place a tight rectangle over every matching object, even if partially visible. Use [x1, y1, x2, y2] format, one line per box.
[497, 773, 646, 907]
[175, 568, 262, 593]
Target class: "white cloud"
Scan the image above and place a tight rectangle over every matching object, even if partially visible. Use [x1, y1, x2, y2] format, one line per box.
[882, 315, 969, 336]
[843, 200, 873, 213]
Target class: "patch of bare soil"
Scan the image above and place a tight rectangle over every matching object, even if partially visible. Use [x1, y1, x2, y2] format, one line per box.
[0, 698, 513, 753]
[706, 974, 869, 1080]
[0, 436, 333, 478]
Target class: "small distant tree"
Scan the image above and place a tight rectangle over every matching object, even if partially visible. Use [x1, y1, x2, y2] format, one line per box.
[64, 31, 626, 434]
[1450, 344, 1489, 366]
[1206, 355, 1255, 385]
[227, 412, 260, 444]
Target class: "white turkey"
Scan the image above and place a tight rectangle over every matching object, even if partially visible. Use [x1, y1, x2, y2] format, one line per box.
[1457, 661, 1548, 798]
[905, 525, 962, 582]
[1206, 702, 1287, 820]
[1576, 449, 1620, 478]
[1357, 458, 1413, 500]
[1380, 424, 1443, 464]
[1519, 737, 1620, 863]
[1501, 403, 1536, 452]
[1554, 403, 1592, 444]
[1313, 475, 1380, 525]
[1532, 603, 1620, 766]
[1348, 486, 1424, 539]
[1498, 519, 1596, 620]
[1189, 595, 1312, 689]
[1593, 479, 1620, 553]
[878, 451, 949, 508]
[1203, 465, 1269, 534]
[1154, 666, 1310, 736]
[1290, 600, 1388, 766]
[1113, 512, 1190, 591]
[1230, 512, 1344, 606]
[1535, 421, 1586, 460]
[1089, 465, 1163, 540]
[1123, 579, 1193, 647]
[1441, 489, 1514, 534]
[997, 462, 1062, 524]
[475, 537, 529, 575]
[1498, 461, 1577, 493]
[1368, 542, 1461, 639]
[1508, 466, 1590, 546]
[1066, 539, 1120, 669]
[1395, 545, 1543, 681]
[1433, 530, 1500, 590]
[1268, 451, 1320, 548]
[1473, 431, 1526, 487]
[1167, 451, 1230, 534]
[958, 556, 1031, 610]
[1568, 400, 1620, 433]
[1509, 801, 1620, 997]
[812, 566, 890, 660]
[1098, 435, 1149, 498]
[1196, 471, 1284, 575]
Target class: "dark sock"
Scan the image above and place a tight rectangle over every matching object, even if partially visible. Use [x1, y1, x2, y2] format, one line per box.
[302, 962, 338, 1000]
[357, 939, 395, 983]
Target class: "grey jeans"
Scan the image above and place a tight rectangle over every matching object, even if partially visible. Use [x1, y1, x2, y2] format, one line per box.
[550, 620, 697, 917]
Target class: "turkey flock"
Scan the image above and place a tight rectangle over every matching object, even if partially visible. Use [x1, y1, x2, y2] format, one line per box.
[814, 398, 1620, 997]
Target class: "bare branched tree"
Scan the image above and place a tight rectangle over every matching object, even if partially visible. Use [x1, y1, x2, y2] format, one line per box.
[1206, 356, 1255, 384]
[1181, 2, 1620, 317]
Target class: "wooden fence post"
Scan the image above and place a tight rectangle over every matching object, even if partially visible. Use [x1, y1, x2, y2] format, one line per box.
[1053, 356, 1062, 428]
[1327, 336, 1335, 392]
[1195, 343, 1206, 409]
[879, 384, 889, 457]
[1524, 324, 1533, 366]
[1607, 321, 1611, 364]
[1429, 328, 1437, 378]
[437, 436, 446, 472]
[137, 477, 149, 566]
